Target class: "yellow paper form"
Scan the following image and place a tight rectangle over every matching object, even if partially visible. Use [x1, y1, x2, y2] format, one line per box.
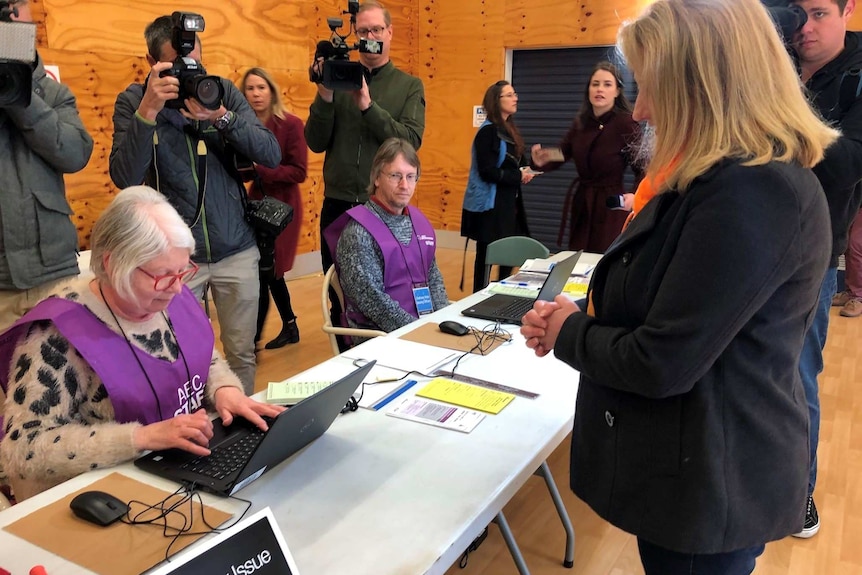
[563, 279, 589, 297]
[415, 377, 515, 414]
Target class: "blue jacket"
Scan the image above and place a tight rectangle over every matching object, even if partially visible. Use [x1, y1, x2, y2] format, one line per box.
[462, 120, 505, 212]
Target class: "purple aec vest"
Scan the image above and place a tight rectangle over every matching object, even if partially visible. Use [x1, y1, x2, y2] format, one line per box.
[0, 286, 213, 440]
[323, 204, 437, 328]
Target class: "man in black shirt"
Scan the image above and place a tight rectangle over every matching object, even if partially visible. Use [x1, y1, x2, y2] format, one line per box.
[791, 0, 862, 539]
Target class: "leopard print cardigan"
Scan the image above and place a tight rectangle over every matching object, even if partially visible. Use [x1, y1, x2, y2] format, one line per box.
[0, 277, 242, 501]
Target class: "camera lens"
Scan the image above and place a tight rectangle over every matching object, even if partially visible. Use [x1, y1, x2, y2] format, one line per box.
[193, 76, 223, 109]
[0, 61, 32, 107]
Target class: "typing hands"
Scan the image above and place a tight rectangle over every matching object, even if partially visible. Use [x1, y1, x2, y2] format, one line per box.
[214, 386, 286, 432]
[133, 409, 214, 456]
[520, 295, 580, 357]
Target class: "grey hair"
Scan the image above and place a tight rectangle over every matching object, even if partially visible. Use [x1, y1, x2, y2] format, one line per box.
[368, 138, 421, 195]
[90, 186, 195, 300]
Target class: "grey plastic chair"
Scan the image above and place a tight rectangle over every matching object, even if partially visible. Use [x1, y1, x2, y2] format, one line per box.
[483, 236, 550, 286]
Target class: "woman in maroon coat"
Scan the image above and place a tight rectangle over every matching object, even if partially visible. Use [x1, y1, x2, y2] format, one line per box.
[533, 62, 643, 252]
[241, 68, 308, 349]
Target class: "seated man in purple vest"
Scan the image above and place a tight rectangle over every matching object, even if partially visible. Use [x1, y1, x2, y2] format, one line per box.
[0, 186, 283, 501]
[324, 138, 449, 339]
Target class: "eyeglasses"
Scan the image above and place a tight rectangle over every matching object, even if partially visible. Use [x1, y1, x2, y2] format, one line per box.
[356, 25, 388, 36]
[382, 171, 419, 185]
[137, 262, 199, 291]
[499, 92, 518, 99]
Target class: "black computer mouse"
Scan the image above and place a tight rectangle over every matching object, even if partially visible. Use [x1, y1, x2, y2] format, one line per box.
[70, 490, 130, 526]
[439, 320, 470, 337]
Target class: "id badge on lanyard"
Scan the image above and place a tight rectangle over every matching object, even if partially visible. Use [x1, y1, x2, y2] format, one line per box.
[413, 285, 433, 316]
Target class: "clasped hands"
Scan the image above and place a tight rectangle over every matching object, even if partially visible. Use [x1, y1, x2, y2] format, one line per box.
[520, 295, 580, 357]
[132, 387, 285, 456]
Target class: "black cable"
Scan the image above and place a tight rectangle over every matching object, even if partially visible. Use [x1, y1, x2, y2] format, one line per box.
[119, 483, 253, 563]
[451, 322, 513, 376]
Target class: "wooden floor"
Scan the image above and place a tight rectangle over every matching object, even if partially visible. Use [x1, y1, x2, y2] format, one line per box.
[241, 247, 861, 575]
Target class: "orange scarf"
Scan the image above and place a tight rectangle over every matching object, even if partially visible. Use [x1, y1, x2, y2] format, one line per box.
[590, 159, 678, 316]
[623, 159, 679, 230]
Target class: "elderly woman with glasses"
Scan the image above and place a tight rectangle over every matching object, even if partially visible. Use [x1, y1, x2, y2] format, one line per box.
[0, 186, 283, 501]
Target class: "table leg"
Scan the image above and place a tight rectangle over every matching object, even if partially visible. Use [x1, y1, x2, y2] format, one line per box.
[534, 460, 575, 568]
[493, 511, 530, 575]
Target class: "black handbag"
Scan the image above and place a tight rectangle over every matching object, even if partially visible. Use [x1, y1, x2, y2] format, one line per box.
[231, 152, 294, 238]
[244, 194, 294, 238]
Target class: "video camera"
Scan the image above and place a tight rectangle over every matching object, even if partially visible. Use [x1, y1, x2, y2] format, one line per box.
[309, 0, 384, 91]
[159, 11, 223, 110]
[0, 1, 36, 108]
[762, 0, 807, 42]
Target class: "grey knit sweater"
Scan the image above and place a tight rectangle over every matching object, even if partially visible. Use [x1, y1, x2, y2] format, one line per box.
[336, 201, 449, 333]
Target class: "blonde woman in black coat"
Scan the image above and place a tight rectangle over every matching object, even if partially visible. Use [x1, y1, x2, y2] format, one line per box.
[521, 0, 838, 572]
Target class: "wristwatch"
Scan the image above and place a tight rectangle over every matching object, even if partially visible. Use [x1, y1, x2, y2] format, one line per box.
[213, 110, 235, 131]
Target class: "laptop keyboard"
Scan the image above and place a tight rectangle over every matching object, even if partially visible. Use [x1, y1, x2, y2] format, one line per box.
[494, 297, 535, 320]
[181, 428, 264, 480]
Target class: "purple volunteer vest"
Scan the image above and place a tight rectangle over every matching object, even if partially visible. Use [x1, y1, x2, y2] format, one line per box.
[0, 286, 214, 440]
[323, 204, 437, 328]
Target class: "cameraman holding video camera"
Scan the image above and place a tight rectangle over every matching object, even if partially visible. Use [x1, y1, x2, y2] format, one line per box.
[0, 0, 93, 331]
[305, 1, 425, 348]
[783, 0, 862, 539]
[109, 14, 280, 395]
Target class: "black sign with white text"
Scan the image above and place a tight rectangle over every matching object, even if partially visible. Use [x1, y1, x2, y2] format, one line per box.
[148, 508, 299, 575]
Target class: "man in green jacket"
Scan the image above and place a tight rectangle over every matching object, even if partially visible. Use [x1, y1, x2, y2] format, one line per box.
[305, 1, 425, 348]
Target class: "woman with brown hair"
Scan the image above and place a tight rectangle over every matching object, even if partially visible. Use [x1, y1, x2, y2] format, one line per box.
[532, 61, 643, 252]
[461, 80, 535, 292]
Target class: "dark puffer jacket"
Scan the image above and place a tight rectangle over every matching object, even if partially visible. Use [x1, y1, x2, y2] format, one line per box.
[110, 78, 279, 263]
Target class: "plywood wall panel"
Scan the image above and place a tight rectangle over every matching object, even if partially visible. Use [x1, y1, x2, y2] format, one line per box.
[41, 0, 311, 68]
[416, 0, 507, 231]
[34, 0, 859, 250]
[503, 0, 641, 48]
[31, 0, 426, 252]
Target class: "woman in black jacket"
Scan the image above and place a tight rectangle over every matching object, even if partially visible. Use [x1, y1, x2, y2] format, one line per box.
[521, 0, 838, 573]
[461, 80, 535, 292]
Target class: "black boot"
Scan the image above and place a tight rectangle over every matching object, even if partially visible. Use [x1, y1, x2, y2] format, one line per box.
[265, 319, 300, 349]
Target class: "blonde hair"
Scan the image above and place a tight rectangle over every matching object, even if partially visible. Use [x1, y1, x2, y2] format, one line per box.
[359, 1, 391, 26]
[240, 67, 286, 120]
[618, 0, 839, 193]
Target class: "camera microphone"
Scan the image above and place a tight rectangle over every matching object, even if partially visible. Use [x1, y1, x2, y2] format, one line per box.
[315, 40, 337, 60]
